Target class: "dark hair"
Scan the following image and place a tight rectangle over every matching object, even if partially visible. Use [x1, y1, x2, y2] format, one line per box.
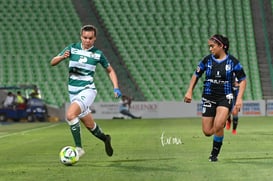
[80, 25, 97, 36]
[209, 34, 229, 53]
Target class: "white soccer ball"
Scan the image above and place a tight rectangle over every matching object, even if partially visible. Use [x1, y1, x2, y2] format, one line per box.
[59, 146, 79, 166]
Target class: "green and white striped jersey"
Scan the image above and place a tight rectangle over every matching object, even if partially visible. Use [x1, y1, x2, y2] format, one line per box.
[58, 42, 110, 95]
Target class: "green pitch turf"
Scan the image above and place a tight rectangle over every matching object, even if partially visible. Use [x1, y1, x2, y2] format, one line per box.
[0, 117, 273, 181]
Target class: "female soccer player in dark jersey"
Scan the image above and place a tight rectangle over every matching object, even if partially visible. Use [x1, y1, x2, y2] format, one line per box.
[184, 34, 247, 162]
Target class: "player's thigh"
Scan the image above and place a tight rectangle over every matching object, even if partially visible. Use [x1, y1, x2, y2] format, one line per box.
[66, 102, 82, 120]
[214, 106, 229, 128]
[70, 89, 97, 113]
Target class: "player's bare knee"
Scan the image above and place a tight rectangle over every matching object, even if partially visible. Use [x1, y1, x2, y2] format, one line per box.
[66, 112, 77, 121]
[203, 132, 211, 136]
[215, 124, 225, 132]
[203, 130, 213, 137]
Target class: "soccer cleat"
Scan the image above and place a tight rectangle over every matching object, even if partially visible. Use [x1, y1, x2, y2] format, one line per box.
[104, 135, 113, 156]
[76, 147, 85, 158]
[226, 121, 231, 130]
[209, 155, 218, 162]
[232, 129, 237, 135]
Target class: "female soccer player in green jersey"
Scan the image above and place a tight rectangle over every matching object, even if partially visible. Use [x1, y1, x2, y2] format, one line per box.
[50, 25, 122, 157]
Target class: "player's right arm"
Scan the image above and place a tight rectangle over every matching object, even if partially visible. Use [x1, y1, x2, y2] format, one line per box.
[184, 58, 206, 103]
[184, 74, 199, 103]
[50, 50, 70, 66]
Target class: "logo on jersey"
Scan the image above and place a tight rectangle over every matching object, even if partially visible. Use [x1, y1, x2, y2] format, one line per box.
[79, 56, 88, 63]
[90, 52, 101, 60]
[225, 64, 231, 71]
[215, 71, 221, 78]
[196, 66, 201, 73]
[71, 48, 78, 54]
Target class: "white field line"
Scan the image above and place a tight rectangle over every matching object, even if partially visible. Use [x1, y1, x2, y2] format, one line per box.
[0, 123, 61, 139]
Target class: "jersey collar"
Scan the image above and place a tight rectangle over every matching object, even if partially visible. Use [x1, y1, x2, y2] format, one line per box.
[211, 54, 229, 62]
[81, 44, 94, 51]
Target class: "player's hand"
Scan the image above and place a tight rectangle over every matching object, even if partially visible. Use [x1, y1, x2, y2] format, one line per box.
[232, 107, 240, 115]
[233, 98, 243, 114]
[184, 92, 192, 103]
[114, 88, 122, 98]
[63, 50, 70, 59]
[184, 97, 191, 103]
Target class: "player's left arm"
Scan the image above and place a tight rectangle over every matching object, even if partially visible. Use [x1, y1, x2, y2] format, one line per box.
[106, 65, 121, 98]
[233, 78, 246, 114]
[233, 61, 247, 113]
[100, 52, 121, 98]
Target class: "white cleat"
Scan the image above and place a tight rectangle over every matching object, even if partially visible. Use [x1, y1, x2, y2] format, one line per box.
[76, 147, 85, 157]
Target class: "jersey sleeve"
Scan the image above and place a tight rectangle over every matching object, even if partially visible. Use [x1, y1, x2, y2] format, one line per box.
[58, 44, 72, 56]
[99, 53, 110, 69]
[233, 62, 246, 82]
[194, 57, 208, 78]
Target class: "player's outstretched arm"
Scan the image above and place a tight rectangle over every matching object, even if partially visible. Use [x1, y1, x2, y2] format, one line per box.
[50, 50, 70, 66]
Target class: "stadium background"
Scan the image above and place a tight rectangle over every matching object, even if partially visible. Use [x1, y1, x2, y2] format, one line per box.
[0, 0, 272, 118]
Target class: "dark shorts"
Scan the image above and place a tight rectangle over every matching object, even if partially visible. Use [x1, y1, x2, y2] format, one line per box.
[201, 94, 233, 117]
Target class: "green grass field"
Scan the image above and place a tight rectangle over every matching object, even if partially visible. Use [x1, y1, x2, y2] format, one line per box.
[0, 117, 273, 181]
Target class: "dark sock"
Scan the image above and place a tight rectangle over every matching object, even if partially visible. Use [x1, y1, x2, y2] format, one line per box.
[210, 135, 223, 157]
[233, 116, 238, 130]
[89, 124, 107, 141]
[70, 121, 82, 148]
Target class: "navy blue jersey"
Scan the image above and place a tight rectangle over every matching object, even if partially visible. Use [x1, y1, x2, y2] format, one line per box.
[194, 54, 246, 97]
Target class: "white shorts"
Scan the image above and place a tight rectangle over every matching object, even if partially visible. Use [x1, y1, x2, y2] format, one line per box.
[69, 88, 97, 118]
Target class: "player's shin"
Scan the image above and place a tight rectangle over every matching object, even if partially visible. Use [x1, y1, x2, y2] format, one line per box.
[233, 116, 238, 130]
[66, 118, 82, 148]
[88, 122, 107, 141]
[209, 135, 224, 161]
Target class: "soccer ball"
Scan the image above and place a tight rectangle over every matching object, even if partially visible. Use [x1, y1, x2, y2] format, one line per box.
[59, 146, 79, 166]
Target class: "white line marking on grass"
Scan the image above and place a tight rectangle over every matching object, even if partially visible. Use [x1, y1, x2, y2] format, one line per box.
[0, 123, 61, 139]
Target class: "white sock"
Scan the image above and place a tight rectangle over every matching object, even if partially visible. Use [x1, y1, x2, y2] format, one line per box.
[91, 122, 97, 131]
[66, 117, 79, 126]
